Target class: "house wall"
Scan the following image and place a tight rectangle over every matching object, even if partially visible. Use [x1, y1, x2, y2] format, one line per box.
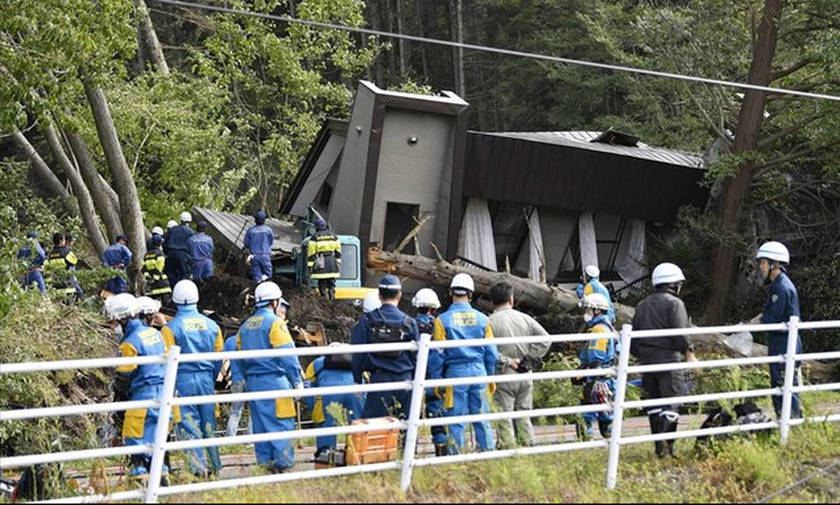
[368, 109, 456, 258]
[328, 87, 376, 236]
[289, 134, 345, 217]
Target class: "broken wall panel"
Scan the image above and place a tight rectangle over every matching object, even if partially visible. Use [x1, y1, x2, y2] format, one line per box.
[539, 208, 578, 283]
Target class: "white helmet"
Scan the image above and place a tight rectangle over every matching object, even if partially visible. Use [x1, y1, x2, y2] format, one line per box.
[756, 241, 790, 264]
[180, 211, 192, 223]
[584, 265, 600, 279]
[151, 226, 164, 236]
[137, 296, 162, 316]
[412, 288, 441, 309]
[581, 293, 610, 312]
[450, 273, 475, 294]
[172, 279, 199, 305]
[166, 220, 177, 229]
[254, 281, 283, 306]
[362, 291, 381, 313]
[651, 262, 686, 286]
[104, 293, 139, 321]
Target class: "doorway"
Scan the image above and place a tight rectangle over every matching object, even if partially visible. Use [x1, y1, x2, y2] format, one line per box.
[383, 202, 420, 254]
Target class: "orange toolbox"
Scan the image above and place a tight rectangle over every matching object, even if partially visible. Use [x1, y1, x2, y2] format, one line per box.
[344, 417, 400, 465]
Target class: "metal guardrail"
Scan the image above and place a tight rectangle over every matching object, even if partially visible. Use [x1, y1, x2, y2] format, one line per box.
[1, 316, 840, 502]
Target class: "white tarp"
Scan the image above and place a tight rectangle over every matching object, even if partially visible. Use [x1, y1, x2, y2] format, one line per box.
[527, 208, 546, 282]
[578, 212, 598, 272]
[457, 198, 498, 271]
[615, 218, 647, 284]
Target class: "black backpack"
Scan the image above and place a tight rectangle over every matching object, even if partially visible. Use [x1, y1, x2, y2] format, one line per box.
[696, 401, 773, 447]
[366, 309, 411, 359]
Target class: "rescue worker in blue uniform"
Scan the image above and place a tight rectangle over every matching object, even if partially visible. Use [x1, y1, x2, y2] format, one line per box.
[351, 275, 418, 419]
[750, 241, 802, 419]
[304, 343, 364, 455]
[166, 212, 195, 285]
[108, 293, 171, 481]
[306, 218, 342, 300]
[102, 234, 133, 294]
[18, 231, 46, 293]
[236, 281, 302, 472]
[188, 221, 215, 280]
[223, 334, 251, 437]
[161, 280, 224, 476]
[45, 232, 82, 300]
[143, 235, 172, 305]
[244, 210, 275, 282]
[411, 288, 448, 456]
[574, 293, 617, 439]
[575, 265, 615, 323]
[431, 273, 497, 453]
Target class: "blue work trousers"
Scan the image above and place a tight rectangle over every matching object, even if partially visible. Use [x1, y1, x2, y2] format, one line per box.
[24, 271, 46, 293]
[246, 373, 296, 470]
[192, 259, 213, 280]
[444, 362, 495, 452]
[175, 371, 222, 474]
[362, 370, 411, 419]
[426, 397, 448, 446]
[768, 335, 802, 419]
[250, 255, 273, 282]
[124, 384, 164, 471]
[167, 250, 192, 285]
[106, 275, 127, 295]
[315, 392, 364, 451]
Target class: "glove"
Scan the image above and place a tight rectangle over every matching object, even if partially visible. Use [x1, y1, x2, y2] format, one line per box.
[295, 381, 305, 398]
[245, 254, 253, 265]
[487, 383, 496, 395]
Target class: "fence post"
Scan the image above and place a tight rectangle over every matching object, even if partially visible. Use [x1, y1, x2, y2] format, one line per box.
[400, 333, 432, 492]
[606, 324, 632, 490]
[145, 345, 181, 504]
[779, 315, 799, 444]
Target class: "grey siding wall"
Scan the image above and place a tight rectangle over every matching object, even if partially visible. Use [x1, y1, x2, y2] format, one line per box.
[329, 88, 375, 236]
[369, 109, 455, 257]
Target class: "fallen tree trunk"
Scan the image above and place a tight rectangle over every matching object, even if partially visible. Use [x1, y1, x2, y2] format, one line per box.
[368, 247, 635, 321]
[366, 247, 834, 380]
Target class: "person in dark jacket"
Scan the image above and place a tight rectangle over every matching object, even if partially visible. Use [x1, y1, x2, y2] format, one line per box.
[166, 212, 195, 284]
[306, 217, 341, 300]
[350, 275, 418, 419]
[630, 262, 696, 458]
[750, 241, 802, 419]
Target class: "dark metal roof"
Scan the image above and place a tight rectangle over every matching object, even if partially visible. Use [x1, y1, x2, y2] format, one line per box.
[487, 131, 704, 168]
[193, 207, 302, 257]
[463, 131, 708, 223]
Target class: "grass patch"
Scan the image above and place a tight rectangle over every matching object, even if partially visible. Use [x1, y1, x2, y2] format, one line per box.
[168, 422, 840, 503]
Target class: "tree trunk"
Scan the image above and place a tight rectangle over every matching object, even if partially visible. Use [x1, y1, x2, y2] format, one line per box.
[369, 0, 384, 84]
[84, 82, 147, 289]
[396, 0, 407, 78]
[10, 129, 78, 216]
[44, 124, 109, 255]
[66, 131, 124, 241]
[136, 0, 169, 75]
[368, 246, 634, 322]
[704, 0, 783, 324]
[415, 0, 429, 82]
[449, 0, 465, 96]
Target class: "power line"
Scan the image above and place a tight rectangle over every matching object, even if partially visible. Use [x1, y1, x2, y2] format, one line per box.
[150, 0, 840, 103]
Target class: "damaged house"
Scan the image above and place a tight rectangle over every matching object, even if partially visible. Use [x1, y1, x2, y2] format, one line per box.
[280, 81, 708, 292]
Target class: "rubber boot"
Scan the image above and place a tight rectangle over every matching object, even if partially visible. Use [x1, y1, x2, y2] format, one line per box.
[648, 414, 666, 458]
[662, 415, 679, 458]
[434, 444, 448, 457]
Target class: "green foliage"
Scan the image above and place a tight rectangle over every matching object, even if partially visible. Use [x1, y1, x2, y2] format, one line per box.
[187, 0, 378, 211]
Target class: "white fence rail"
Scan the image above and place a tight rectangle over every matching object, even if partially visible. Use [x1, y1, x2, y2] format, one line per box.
[2, 316, 840, 502]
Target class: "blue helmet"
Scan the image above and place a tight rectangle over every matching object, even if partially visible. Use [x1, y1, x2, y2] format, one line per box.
[151, 234, 165, 247]
[378, 274, 402, 291]
[25, 231, 37, 239]
[254, 210, 267, 224]
[314, 217, 327, 230]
